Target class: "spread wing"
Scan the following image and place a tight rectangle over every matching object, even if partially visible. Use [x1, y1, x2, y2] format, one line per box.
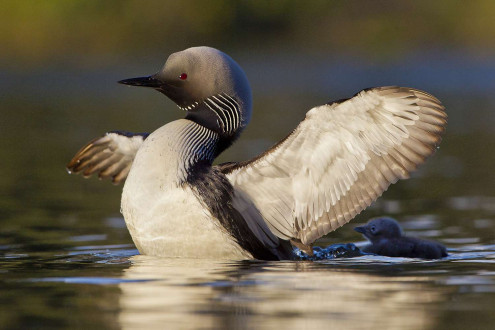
[67, 131, 148, 184]
[221, 87, 447, 246]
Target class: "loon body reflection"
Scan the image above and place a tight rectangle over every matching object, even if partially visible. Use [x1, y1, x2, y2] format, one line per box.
[67, 46, 447, 260]
[355, 217, 448, 259]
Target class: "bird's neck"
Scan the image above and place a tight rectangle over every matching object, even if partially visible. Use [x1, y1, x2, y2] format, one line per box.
[185, 93, 246, 156]
[177, 120, 221, 183]
[137, 119, 220, 185]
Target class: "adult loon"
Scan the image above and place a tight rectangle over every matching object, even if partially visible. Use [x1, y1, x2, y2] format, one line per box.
[67, 46, 447, 260]
[355, 217, 448, 259]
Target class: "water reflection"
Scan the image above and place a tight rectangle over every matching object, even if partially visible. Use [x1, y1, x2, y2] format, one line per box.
[1, 241, 495, 329]
[117, 257, 451, 329]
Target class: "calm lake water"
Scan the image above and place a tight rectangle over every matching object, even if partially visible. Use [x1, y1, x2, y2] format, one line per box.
[1, 52, 495, 329]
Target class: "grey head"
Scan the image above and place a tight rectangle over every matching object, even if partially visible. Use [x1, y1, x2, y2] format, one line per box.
[119, 46, 252, 154]
[354, 217, 403, 243]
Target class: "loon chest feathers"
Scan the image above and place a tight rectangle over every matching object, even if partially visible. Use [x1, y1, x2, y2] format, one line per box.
[121, 119, 251, 259]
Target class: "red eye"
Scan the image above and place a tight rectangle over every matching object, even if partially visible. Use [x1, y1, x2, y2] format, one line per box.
[179, 73, 187, 80]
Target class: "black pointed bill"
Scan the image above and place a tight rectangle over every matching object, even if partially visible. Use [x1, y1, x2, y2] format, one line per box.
[118, 75, 162, 88]
[354, 226, 366, 234]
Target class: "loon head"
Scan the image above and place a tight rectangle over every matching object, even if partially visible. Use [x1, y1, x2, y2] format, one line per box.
[354, 217, 403, 243]
[119, 46, 252, 150]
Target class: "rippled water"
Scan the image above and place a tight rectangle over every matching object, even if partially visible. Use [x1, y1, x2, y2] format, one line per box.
[2, 53, 495, 329]
[2, 225, 495, 329]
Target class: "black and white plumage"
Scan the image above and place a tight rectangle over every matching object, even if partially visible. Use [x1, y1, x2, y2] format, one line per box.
[354, 217, 448, 259]
[67, 46, 447, 260]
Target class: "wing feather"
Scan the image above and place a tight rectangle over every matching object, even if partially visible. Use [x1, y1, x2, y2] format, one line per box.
[67, 131, 148, 184]
[223, 86, 446, 245]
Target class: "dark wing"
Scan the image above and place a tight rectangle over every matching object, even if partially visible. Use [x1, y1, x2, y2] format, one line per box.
[67, 131, 148, 184]
[221, 87, 447, 246]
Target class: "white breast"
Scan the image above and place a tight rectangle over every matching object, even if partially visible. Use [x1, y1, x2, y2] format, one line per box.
[121, 119, 251, 259]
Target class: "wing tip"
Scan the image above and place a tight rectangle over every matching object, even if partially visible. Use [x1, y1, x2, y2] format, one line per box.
[66, 131, 144, 184]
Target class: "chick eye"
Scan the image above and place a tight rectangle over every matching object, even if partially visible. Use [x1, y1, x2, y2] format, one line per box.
[370, 226, 376, 233]
[179, 73, 188, 80]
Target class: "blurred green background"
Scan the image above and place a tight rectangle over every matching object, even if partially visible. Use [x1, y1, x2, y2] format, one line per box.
[2, 0, 495, 66]
[1, 0, 495, 247]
